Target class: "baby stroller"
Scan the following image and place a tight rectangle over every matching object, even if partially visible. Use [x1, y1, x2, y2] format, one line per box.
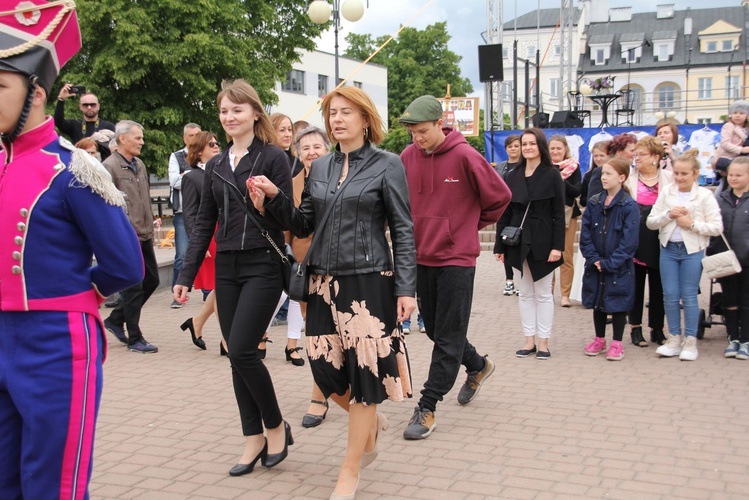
[697, 279, 726, 339]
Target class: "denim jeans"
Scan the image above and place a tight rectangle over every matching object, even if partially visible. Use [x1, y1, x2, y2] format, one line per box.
[659, 242, 703, 337]
[172, 213, 188, 287]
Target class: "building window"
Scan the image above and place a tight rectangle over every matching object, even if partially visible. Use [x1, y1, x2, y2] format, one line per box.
[726, 75, 740, 99]
[553, 45, 560, 57]
[697, 118, 712, 124]
[594, 49, 605, 65]
[656, 83, 678, 109]
[502, 46, 509, 59]
[353, 81, 363, 89]
[623, 47, 637, 63]
[706, 41, 718, 53]
[282, 70, 304, 93]
[318, 74, 328, 97]
[722, 40, 734, 52]
[500, 81, 512, 100]
[526, 45, 536, 59]
[656, 44, 669, 61]
[549, 78, 560, 98]
[698, 78, 712, 99]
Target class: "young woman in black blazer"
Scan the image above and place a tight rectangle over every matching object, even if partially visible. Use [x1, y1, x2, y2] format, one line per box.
[174, 79, 294, 476]
[494, 128, 566, 359]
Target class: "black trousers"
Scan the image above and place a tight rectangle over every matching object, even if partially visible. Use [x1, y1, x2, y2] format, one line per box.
[215, 249, 284, 436]
[107, 239, 159, 344]
[417, 265, 485, 413]
[719, 268, 749, 343]
[629, 264, 664, 331]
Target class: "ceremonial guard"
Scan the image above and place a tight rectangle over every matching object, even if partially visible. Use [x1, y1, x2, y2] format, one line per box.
[0, 1, 143, 498]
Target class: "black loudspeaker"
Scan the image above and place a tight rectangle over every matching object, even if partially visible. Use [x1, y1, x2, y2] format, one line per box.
[531, 112, 549, 128]
[549, 111, 584, 129]
[478, 44, 503, 82]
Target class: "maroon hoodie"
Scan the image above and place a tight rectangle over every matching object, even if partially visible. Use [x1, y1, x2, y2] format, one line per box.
[401, 127, 511, 267]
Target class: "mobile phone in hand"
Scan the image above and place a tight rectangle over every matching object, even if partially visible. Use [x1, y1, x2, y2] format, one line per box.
[70, 85, 86, 94]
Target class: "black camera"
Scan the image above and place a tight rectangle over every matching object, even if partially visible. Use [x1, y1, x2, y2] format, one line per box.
[69, 85, 86, 95]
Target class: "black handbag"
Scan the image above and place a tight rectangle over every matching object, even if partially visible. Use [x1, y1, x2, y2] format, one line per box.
[500, 202, 531, 247]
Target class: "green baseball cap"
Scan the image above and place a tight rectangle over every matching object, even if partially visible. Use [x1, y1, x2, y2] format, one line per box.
[399, 95, 443, 124]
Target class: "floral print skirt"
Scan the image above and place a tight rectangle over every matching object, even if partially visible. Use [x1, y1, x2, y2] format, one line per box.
[305, 272, 412, 406]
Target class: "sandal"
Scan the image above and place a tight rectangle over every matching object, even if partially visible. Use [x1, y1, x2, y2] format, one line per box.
[301, 399, 329, 428]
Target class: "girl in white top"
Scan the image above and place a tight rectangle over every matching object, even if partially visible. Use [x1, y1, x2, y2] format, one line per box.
[646, 150, 723, 360]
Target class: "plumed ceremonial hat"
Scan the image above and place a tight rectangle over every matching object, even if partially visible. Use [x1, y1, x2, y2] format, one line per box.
[0, 0, 80, 95]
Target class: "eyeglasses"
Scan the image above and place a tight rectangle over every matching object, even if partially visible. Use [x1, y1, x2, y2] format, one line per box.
[80, 103, 98, 108]
[208, 141, 220, 147]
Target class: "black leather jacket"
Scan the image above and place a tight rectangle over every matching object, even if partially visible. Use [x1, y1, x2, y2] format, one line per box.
[177, 138, 292, 287]
[266, 142, 416, 297]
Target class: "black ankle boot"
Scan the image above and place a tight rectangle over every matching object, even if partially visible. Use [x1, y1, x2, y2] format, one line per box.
[650, 329, 666, 345]
[630, 326, 647, 347]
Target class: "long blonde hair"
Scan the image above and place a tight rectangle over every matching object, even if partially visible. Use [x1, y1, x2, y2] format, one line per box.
[217, 79, 275, 145]
[321, 86, 385, 145]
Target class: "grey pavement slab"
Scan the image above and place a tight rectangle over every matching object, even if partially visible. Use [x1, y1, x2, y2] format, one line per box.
[91, 252, 749, 499]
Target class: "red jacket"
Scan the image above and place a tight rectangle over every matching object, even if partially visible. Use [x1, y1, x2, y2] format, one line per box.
[401, 127, 510, 267]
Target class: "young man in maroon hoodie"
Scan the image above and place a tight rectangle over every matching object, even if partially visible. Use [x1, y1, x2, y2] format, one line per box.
[399, 95, 511, 440]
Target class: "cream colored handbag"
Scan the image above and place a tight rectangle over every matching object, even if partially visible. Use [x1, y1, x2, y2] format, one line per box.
[702, 233, 742, 280]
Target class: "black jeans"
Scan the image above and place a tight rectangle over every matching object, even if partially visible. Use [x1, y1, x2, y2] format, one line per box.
[719, 268, 749, 343]
[107, 239, 159, 344]
[215, 249, 284, 436]
[416, 265, 485, 413]
[629, 264, 664, 331]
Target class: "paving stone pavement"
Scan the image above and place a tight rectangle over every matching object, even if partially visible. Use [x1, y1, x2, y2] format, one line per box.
[91, 252, 749, 499]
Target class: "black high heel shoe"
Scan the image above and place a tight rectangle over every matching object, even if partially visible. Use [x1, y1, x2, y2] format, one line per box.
[264, 421, 293, 468]
[285, 346, 305, 366]
[301, 399, 329, 428]
[180, 318, 206, 350]
[258, 336, 271, 360]
[228, 439, 268, 477]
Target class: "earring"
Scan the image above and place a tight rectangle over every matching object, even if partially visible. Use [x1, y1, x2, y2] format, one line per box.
[363, 127, 368, 138]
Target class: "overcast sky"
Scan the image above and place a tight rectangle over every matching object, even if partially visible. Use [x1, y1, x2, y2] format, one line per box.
[314, 0, 742, 97]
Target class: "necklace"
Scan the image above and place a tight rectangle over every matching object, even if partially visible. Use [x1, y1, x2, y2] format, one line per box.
[638, 172, 658, 182]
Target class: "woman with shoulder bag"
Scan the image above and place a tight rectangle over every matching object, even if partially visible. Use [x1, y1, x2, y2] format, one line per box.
[713, 157, 749, 359]
[248, 86, 416, 499]
[174, 79, 294, 476]
[494, 128, 566, 360]
[647, 150, 723, 361]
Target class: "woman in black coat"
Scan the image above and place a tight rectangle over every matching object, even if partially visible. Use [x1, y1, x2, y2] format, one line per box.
[713, 157, 749, 358]
[494, 128, 566, 359]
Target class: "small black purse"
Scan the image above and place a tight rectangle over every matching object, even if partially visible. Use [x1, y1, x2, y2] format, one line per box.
[499, 202, 531, 247]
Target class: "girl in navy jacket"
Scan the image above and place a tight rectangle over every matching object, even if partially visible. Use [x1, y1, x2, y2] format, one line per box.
[580, 157, 640, 360]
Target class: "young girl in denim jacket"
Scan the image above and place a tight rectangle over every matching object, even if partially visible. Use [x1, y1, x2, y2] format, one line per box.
[580, 158, 640, 360]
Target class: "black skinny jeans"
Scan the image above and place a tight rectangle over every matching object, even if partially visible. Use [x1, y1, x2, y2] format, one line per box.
[629, 264, 664, 331]
[215, 249, 284, 436]
[417, 265, 485, 413]
[719, 268, 749, 343]
[107, 239, 159, 344]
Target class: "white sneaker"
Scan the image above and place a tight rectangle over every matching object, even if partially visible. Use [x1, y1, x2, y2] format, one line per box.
[656, 334, 683, 357]
[679, 336, 699, 361]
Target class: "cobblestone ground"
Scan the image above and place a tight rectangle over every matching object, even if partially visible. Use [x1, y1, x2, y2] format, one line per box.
[90, 252, 749, 499]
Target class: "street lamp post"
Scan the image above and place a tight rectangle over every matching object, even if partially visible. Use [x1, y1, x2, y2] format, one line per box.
[308, 0, 367, 85]
[684, 14, 692, 123]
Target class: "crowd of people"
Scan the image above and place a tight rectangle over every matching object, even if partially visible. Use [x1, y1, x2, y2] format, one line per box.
[2, 2, 748, 498]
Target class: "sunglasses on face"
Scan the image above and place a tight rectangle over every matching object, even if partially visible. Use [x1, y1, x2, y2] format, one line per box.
[80, 103, 98, 108]
[208, 141, 220, 147]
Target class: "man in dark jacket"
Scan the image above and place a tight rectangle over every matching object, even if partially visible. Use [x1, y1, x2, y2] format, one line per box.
[102, 121, 160, 353]
[55, 84, 115, 159]
[399, 96, 512, 440]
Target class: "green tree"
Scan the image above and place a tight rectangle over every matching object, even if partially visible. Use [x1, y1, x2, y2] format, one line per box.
[55, 0, 324, 177]
[344, 22, 473, 122]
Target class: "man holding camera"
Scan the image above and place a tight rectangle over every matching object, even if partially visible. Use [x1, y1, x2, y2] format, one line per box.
[55, 83, 115, 159]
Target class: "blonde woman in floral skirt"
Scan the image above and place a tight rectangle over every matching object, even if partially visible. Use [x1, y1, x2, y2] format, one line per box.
[249, 86, 415, 500]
